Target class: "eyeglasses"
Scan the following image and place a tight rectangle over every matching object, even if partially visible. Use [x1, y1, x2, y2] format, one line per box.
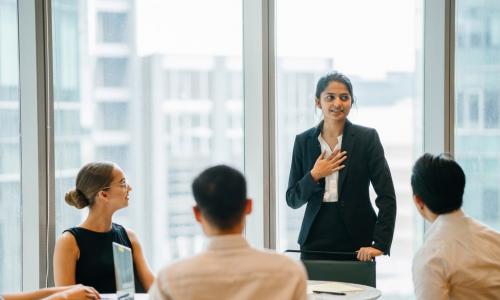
[102, 178, 130, 190]
[323, 93, 351, 102]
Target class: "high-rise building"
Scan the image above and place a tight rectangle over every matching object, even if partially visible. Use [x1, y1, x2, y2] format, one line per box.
[455, 0, 500, 230]
[0, 0, 21, 291]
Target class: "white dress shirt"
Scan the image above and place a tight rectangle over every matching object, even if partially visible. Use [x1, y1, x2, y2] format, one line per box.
[149, 234, 308, 300]
[317, 134, 342, 202]
[412, 209, 500, 300]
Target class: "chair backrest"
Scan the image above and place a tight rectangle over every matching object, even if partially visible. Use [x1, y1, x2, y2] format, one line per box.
[302, 259, 376, 287]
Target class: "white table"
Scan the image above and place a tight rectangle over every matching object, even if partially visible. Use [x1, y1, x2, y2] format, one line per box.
[103, 281, 381, 300]
[308, 281, 381, 300]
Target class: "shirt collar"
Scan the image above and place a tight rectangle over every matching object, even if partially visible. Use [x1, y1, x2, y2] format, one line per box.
[206, 234, 250, 251]
[317, 133, 343, 150]
[426, 209, 465, 238]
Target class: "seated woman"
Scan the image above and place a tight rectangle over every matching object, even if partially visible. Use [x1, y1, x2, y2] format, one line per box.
[53, 162, 154, 293]
[2, 284, 99, 300]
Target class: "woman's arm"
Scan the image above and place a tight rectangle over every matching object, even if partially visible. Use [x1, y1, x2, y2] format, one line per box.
[126, 229, 155, 291]
[53, 232, 79, 286]
[367, 129, 397, 254]
[2, 285, 99, 300]
[2, 287, 66, 300]
[286, 136, 320, 209]
[286, 135, 345, 209]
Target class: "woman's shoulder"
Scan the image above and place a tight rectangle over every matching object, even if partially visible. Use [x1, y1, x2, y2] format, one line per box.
[349, 121, 376, 134]
[295, 126, 318, 140]
[55, 230, 79, 252]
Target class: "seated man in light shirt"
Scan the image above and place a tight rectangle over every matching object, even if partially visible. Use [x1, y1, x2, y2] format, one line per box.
[411, 153, 500, 300]
[2, 284, 100, 300]
[149, 165, 307, 300]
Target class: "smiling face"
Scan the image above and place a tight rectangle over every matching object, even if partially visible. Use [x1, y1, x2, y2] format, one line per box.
[103, 166, 132, 210]
[316, 80, 352, 123]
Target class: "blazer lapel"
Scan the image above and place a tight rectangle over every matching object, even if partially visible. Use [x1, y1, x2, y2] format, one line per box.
[310, 121, 323, 165]
[338, 120, 356, 197]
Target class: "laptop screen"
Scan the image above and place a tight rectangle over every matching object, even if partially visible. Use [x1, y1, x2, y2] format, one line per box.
[112, 242, 135, 299]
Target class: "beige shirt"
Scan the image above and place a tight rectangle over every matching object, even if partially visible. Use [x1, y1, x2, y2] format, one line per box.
[149, 234, 308, 300]
[317, 134, 342, 202]
[412, 209, 500, 300]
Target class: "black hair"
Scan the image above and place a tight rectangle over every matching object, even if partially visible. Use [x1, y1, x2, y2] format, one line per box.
[411, 153, 465, 214]
[191, 165, 247, 230]
[315, 71, 355, 105]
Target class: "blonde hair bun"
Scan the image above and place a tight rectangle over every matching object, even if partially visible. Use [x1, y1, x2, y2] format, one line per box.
[64, 189, 89, 209]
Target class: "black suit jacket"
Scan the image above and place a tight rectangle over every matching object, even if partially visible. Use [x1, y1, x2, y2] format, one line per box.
[286, 120, 397, 254]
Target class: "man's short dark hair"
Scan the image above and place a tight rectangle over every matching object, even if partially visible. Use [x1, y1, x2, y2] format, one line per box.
[192, 165, 247, 230]
[411, 153, 466, 214]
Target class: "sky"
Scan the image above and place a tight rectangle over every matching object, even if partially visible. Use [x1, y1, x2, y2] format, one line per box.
[136, 0, 420, 79]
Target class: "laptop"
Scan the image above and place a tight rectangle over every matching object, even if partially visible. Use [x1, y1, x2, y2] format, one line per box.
[111, 242, 135, 299]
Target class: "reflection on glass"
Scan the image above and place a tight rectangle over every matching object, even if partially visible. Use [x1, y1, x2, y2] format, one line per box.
[0, 0, 21, 291]
[455, 0, 500, 230]
[52, 0, 243, 271]
[276, 0, 422, 298]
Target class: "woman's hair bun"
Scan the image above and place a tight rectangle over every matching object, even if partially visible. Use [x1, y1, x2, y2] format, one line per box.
[64, 189, 89, 209]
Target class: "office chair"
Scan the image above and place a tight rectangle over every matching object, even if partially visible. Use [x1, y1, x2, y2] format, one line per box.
[285, 250, 377, 287]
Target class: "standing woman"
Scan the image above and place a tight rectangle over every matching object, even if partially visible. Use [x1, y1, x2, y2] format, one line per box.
[286, 72, 397, 261]
[53, 162, 155, 292]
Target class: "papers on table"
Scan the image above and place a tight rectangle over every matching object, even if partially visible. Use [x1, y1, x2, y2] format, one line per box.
[307, 281, 364, 294]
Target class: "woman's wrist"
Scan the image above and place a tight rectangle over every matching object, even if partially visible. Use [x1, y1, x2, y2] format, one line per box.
[310, 170, 320, 182]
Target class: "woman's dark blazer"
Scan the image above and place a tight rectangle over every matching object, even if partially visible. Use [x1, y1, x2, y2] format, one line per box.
[286, 119, 397, 254]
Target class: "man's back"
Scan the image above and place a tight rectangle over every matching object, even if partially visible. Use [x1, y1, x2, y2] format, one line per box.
[149, 235, 307, 300]
[413, 210, 500, 300]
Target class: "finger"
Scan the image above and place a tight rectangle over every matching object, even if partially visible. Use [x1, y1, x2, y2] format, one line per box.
[335, 150, 348, 160]
[328, 150, 346, 162]
[332, 148, 340, 156]
[85, 288, 99, 299]
[331, 165, 345, 172]
[331, 156, 347, 167]
[337, 154, 348, 163]
[87, 291, 98, 300]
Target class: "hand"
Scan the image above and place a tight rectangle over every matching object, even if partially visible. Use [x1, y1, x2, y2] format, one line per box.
[356, 247, 383, 261]
[58, 285, 100, 300]
[310, 149, 347, 182]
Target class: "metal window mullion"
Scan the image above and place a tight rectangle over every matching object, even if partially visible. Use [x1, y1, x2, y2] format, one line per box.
[18, 0, 53, 290]
[446, 0, 456, 155]
[266, 0, 276, 250]
[243, 0, 275, 249]
[423, 0, 455, 231]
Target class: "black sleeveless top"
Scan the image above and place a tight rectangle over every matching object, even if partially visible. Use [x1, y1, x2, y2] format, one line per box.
[64, 223, 146, 293]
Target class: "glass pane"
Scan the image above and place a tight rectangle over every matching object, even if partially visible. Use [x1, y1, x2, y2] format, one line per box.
[0, 0, 21, 291]
[52, 0, 243, 272]
[276, 0, 423, 298]
[455, 0, 500, 230]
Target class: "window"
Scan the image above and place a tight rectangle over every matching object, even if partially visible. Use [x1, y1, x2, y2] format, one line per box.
[468, 93, 480, 126]
[455, 0, 500, 230]
[275, 0, 422, 298]
[97, 12, 128, 44]
[96, 101, 129, 130]
[95, 145, 130, 173]
[0, 0, 21, 290]
[53, 0, 79, 102]
[53, 0, 243, 272]
[96, 57, 129, 88]
[54, 109, 82, 136]
[484, 91, 499, 128]
[483, 189, 499, 222]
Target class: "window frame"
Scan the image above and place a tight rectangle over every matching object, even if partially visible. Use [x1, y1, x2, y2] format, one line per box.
[13, 0, 459, 289]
